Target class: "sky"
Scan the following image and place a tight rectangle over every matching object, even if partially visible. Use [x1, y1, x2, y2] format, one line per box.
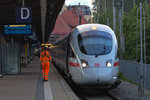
[65, 0, 93, 9]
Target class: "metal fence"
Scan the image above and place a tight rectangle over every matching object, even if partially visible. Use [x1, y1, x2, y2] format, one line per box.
[119, 60, 150, 88]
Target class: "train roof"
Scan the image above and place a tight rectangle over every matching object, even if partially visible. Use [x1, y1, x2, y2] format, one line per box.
[76, 24, 114, 33]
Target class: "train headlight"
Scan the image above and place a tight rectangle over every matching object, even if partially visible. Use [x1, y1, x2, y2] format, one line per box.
[106, 60, 112, 67]
[106, 62, 112, 67]
[81, 60, 88, 68]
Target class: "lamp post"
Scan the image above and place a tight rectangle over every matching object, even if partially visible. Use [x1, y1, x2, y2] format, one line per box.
[113, 0, 124, 59]
[137, 1, 146, 96]
[139, 2, 144, 96]
[77, 3, 82, 25]
[145, 0, 147, 10]
[113, 0, 116, 33]
[133, 0, 135, 8]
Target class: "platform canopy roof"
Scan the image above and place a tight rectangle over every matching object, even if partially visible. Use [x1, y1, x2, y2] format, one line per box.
[0, 0, 65, 43]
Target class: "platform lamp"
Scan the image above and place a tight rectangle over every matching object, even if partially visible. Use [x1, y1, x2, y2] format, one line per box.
[0, 74, 2, 78]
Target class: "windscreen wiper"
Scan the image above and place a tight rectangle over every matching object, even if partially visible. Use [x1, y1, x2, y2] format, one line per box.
[95, 52, 104, 57]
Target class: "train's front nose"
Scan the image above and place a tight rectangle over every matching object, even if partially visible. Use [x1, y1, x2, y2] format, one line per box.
[81, 67, 115, 85]
[77, 58, 119, 86]
[97, 67, 115, 84]
[81, 68, 98, 84]
[73, 28, 119, 86]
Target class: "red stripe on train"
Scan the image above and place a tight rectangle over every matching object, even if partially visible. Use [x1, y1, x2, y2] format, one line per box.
[69, 62, 80, 67]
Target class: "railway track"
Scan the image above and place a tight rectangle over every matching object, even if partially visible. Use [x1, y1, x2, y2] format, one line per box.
[70, 84, 119, 100]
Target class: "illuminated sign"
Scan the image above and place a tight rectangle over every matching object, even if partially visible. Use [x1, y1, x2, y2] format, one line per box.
[41, 44, 52, 46]
[3, 24, 32, 35]
[16, 7, 32, 23]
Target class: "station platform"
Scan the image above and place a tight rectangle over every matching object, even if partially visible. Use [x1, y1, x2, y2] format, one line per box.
[0, 57, 79, 100]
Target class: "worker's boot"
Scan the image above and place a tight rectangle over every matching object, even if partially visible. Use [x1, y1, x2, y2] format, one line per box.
[45, 77, 48, 81]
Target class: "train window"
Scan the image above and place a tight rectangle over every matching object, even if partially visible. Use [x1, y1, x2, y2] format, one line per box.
[78, 30, 112, 55]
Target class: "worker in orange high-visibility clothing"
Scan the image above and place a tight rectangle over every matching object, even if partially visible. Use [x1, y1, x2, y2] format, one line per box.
[40, 46, 52, 81]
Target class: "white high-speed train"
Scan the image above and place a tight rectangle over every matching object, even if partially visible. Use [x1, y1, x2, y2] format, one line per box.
[51, 24, 121, 89]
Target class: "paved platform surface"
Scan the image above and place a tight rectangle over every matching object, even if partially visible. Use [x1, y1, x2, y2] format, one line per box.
[49, 63, 79, 100]
[0, 57, 79, 100]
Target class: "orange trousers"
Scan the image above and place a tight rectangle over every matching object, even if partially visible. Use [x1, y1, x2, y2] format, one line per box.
[42, 62, 50, 80]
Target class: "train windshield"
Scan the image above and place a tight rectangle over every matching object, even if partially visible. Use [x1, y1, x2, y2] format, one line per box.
[78, 30, 112, 55]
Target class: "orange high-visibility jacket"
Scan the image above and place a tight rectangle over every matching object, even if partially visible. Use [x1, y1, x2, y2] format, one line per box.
[40, 50, 52, 62]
